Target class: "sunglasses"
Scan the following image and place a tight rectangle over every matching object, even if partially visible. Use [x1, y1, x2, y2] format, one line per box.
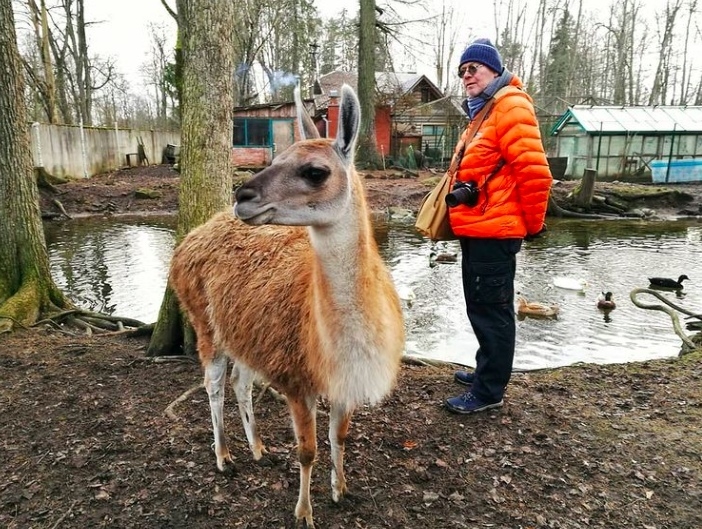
[457, 63, 483, 78]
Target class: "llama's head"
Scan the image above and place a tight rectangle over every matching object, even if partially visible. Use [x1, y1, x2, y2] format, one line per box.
[235, 84, 361, 226]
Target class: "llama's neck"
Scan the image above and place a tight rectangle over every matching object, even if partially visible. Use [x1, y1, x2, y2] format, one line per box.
[307, 176, 373, 310]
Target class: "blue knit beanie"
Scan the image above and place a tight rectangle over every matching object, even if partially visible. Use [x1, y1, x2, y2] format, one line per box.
[459, 38, 503, 73]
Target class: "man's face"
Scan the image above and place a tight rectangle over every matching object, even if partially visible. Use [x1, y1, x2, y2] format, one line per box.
[458, 63, 497, 98]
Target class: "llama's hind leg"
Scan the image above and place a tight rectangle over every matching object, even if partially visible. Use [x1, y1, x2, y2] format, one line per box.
[288, 395, 318, 528]
[329, 403, 352, 502]
[230, 362, 267, 460]
[203, 354, 233, 471]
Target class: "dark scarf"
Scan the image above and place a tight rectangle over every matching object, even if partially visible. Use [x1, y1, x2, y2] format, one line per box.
[462, 69, 514, 119]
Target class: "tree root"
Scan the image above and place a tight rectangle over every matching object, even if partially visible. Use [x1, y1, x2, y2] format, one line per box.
[33, 309, 148, 336]
[401, 355, 460, 367]
[165, 383, 203, 420]
[629, 288, 698, 354]
[547, 195, 610, 219]
[51, 198, 72, 219]
[0, 315, 30, 332]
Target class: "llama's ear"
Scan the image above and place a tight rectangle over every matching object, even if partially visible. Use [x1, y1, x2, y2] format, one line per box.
[333, 84, 360, 162]
[295, 85, 320, 140]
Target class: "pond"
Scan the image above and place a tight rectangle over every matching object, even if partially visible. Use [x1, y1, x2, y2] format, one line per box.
[44, 215, 702, 370]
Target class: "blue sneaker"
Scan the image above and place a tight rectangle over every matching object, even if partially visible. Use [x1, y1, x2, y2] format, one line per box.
[445, 391, 503, 414]
[454, 370, 475, 386]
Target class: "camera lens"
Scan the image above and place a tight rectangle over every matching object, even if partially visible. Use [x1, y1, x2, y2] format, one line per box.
[445, 181, 479, 207]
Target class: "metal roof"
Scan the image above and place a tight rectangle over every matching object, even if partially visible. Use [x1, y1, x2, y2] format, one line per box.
[552, 105, 702, 135]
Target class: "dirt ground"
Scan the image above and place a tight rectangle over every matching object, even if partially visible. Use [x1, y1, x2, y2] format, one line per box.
[38, 163, 702, 220]
[1, 164, 701, 528]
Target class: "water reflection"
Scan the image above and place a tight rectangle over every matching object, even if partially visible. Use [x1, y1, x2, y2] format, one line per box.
[44, 216, 702, 369]
[44, 217, 176, 323]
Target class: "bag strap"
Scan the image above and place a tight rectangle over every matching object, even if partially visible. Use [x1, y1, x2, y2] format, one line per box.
[447, 97, 497, 178]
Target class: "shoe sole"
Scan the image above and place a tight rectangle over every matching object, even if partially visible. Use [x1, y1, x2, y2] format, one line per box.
[445, 400, 504, 414]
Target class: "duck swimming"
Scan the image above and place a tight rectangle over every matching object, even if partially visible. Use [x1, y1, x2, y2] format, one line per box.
[553, 276, 587, 292]
[516, 295, 559, 319]
[429, 251, 458, 267]
[597, 291, 616, 310]
[648, 274, 689, 290]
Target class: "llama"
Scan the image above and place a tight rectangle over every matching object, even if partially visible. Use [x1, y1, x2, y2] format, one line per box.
[169, 84, 405, 528]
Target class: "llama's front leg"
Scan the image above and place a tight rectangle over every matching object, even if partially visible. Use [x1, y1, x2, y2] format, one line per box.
[288, 396, 318, 529]
[204, 354, 233, 471]
[329, 403, 352, 502]
[230, 362, 267, 460]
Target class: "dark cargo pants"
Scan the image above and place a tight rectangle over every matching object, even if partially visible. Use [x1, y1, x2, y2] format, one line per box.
[459, 237, 522, 403]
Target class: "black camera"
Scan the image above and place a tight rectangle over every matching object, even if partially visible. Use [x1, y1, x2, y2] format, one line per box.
[446, 180, 479, 207]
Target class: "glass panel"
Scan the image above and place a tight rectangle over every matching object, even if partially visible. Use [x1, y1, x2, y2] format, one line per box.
[642, 136, 658, 156]
[233, 119, 246, 145]
[246, 119, 270, 146]
[676, 135, 694, 156]
[608, 135, 626, 155]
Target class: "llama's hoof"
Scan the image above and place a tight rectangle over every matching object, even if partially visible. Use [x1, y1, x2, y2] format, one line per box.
[215, 449, 234, 472]
[295, 516, 314, 529]
[252, 443, 268, 461]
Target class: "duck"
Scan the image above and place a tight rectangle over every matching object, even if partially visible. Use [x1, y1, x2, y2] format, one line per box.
[396, 285, 416, 307]
[429, 251, 458, 267]
[597, 291, 616, 310]
[553, 276, 587, 292]
[648, 274, 689, 290]
[516, 295, 559, 319]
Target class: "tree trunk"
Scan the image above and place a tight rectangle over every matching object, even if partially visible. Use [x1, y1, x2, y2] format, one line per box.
[573, 168, 597, 207]
[355, 0, 381, 168]
[147, 0, 235, 356]
[0, 0, 72, 332]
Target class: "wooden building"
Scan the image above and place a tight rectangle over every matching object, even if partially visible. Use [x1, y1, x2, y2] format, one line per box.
[315, 71, 465, 166]
[229, 71, 466, 169]
[231, 100, 313, 167]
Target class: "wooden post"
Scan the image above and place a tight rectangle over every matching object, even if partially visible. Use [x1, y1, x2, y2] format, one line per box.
[573, 168, 596, 207]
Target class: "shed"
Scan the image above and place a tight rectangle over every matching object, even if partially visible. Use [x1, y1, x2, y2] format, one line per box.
[550, 105, 702, 181]
[231, 99, 314, 168]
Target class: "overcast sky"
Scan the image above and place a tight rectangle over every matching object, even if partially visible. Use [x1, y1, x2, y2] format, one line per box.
[84, 0, 689, 91]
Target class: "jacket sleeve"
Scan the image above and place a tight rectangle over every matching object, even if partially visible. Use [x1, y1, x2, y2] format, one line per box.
[494, 93, 552, 235]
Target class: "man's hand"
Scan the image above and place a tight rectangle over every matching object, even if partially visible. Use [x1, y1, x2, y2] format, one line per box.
[524, 224, 547, 242]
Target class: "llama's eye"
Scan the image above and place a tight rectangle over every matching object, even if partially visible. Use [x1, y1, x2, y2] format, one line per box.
[301, 166, 330, 185]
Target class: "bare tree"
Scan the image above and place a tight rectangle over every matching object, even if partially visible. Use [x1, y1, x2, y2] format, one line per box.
[677, 0, 698, 103]
[24, 0, 60, 123]
[649, 0, 684, 105]
[141, 23, 175, 129]
[433, 0, 462, 93]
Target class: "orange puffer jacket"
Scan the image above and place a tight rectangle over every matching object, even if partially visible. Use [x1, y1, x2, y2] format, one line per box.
[448, 77, 552, 239]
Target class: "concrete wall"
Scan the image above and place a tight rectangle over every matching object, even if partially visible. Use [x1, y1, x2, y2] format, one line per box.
[29, 122, 180, 179]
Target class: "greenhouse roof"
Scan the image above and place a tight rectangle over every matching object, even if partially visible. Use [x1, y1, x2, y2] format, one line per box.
[551, 105, 702, 135]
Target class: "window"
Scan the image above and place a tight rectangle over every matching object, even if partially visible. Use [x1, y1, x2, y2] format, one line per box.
[422, 125, 445, 136]
[421, 86, 430, 103]
[233, 118, 271, 146]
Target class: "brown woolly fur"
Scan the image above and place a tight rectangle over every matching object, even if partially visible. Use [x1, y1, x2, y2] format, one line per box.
[171, 217, 327, 395]
[168, 84, 405, 528]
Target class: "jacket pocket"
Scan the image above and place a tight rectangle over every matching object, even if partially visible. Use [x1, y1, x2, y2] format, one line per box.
[468, 261, 512, 304]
